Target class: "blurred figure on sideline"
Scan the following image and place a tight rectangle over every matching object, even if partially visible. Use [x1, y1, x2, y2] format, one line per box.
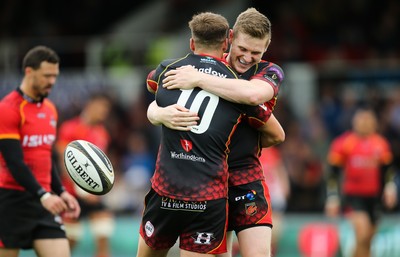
[56, 93, 115, 257]
[260, 146, 290, 255]
[325, 107, 397, 257]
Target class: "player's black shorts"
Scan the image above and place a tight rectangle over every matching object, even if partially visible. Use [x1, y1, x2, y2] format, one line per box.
[342, 195, 382, 224]
[139, 188, 228, 254]
[78, 198, 107, 217]
[227, 180, 273, 233]
[0, 188, 66, 249]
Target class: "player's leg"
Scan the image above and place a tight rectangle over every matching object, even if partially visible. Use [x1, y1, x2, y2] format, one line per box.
[347, 211, 376, 257]
[136, 236, 169, 257]
[180, 249, 216, 257]
[88, 210, 115, 257]
[63, 218, 83, 249]
[0, 249, 19, 257]
[236, 226, 272, 257]
[136, 189, 180, 257]
[33, 238, 71, 257]
[216, 231, 234, 257]
[227, 181, 273, 257]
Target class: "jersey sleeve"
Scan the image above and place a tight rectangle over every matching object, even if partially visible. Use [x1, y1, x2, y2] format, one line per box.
[146, 69, 158, 94]
[243, 103, 272, 129]
[250, 63, 284, 97]
[377, 136, 393, 165]
[327, 133, 348, 166]
[0, 102, 21, 140]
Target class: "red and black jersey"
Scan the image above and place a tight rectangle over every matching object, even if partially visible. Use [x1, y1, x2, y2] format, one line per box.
[147, 53, 270, 201]
[328, 131, 393, 196]
[0, 90, 58, 191]
[228, 61, 284, 186]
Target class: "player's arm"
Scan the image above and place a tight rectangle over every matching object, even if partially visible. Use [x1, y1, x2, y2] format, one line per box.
[162, 65, 274, 105]
[147, 100, 199, 131]
[325, 134, 348, 217]
[258, 114, 285, 148]
[50, 150, 81, 218]
[0, 139, 48, 198]
[381, 163, 397, 210]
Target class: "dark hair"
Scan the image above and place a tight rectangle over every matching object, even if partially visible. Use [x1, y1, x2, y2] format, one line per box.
[22, 45, 60, 71]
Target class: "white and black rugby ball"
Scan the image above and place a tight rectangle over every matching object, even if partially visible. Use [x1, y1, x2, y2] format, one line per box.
[64, 140, 114, 195]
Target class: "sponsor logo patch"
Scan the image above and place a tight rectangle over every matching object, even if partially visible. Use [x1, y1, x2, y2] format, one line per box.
[245, 202, 258, 216]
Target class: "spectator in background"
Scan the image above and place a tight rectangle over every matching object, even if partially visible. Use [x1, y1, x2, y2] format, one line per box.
[325, 107, 397, 257]
[56, 92, 115, 257]
[120, 130, 154, 213]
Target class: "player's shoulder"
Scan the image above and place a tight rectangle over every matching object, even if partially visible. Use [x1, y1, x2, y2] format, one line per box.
[258, 60, 284, 77]
[0, 90, 23, 110]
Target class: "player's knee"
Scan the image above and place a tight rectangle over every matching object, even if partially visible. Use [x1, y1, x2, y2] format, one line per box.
[89, 217, 115, 238]
[64, 222, 84, 241]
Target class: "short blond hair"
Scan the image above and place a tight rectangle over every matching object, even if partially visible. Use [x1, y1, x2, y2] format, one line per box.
[233, 8, 271, 40]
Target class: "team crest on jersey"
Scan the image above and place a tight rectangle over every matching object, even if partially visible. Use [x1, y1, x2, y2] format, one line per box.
[245, 202, 257, 216]
[180, 139, 193, 152]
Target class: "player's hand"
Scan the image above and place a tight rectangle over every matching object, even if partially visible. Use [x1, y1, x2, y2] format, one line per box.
[60, 191, 81, 219]
[324, 196, 340, 218]
[163, 65, 201, 89]
[156, 104, 199, 131]
[383, 182, 397, 210]
[41, 193, 69, 216]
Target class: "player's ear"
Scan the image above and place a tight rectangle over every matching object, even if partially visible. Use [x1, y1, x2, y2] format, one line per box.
[228, 29, 234, 44]
[265, 38, 271, 53]
[190, 38, 195, 51]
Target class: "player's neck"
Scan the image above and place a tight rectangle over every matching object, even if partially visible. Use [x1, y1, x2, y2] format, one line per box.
[19, 82, 41, 102]
[193, 49, 224, 60]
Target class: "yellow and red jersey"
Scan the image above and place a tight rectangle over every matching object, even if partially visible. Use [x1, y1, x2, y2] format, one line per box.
[328, 131, 393, 196]
[0, 90, 58, 191]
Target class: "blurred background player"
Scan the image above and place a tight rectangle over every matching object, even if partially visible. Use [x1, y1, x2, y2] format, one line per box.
[259, 146, 290, 255]
[0, 45, 80, 257]
[325, 107, 397, 257]
[56, 92, 115, 257]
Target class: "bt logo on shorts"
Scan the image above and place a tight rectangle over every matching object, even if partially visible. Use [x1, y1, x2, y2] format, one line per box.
[234, 190, 257, 201]
[144, 221, 154, 237]
[193, 232, 215, 245]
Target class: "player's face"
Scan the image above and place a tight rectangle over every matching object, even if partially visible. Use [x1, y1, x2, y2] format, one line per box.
[228, 32, 269, 74]
[352, 110, 377, 136]
[87, 98, 111, 124]
[31, 61, 59, 99]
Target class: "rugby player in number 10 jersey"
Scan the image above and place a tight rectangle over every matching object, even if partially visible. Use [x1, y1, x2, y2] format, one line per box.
[137, 12, 272, 257]
[148, 8, 284, 257]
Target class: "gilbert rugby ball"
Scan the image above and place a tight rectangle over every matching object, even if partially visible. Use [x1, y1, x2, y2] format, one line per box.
[64, 140, 114, 195]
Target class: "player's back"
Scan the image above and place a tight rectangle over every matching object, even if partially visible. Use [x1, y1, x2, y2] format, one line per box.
[149, 53, 265, 201]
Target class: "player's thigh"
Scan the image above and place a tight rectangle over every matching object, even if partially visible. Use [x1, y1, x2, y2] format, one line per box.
[136, 236, 169, 257]
[347, 211, 376, 241]
[237, 226, 272, 257]
[0, 248, 19, 257]
[216, 231, 234, 257]
[33, 238, 70, 257]
[180, 249, 215, 257]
